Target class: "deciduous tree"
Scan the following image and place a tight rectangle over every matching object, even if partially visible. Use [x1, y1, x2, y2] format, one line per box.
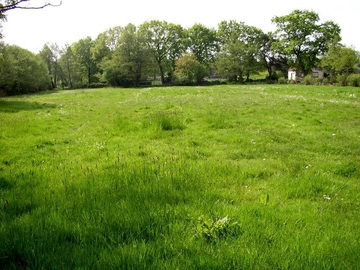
[72, 37, 97, 87]
[139, 20, 186, 84]
[272, 10, 341, 76]
[39, 43, 60, 88]
[173, 53, 208, 85]
[321, 44, 359, 80]
[216, 20, 264, 82]
[186, 23, 219, 66]
[0, 44, 49, 95]
[109, 24, 153, 87]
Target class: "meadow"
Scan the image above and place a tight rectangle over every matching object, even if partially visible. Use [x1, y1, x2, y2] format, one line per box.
[0, 84, 359, 269]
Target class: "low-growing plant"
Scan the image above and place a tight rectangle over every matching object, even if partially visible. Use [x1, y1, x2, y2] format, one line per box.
[196, 215, 241, 242]
[336, 74, 348, 86]
[278, 77, 287, 84]
[301, 75, 314, 85]
[323, 77, 330, 85]
[347, 74, 360, 87]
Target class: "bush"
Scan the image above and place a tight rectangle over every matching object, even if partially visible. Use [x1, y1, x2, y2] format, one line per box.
[278, 77, 287, 84]
[173, 53, 208, 85]
[347, 74, 360, 87]
[301, 75, 314, 85]
[336, 74, 348, 86]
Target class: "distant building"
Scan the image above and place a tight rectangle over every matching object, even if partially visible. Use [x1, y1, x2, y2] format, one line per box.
[288, 68, 297, 81]
[288, 68, 325, 81]
[312, 68, 324, 80]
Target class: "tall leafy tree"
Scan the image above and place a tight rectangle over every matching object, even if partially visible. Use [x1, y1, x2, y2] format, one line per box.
[216, 20, 264, 82]
[321, 44, 359, 79]
[58, 43, 75, 88]
[272, 9, 341, 76]
[139, 20, 186, 84]
[72, 37, 97, 87]
[186, 23, 219, 66]
[39, 43, 60, 88]
[173, 53, 208, 85]
[91, 32, 112, 83]
[258, 32, 289, 79]
[92, 27, 124, 85]
[110, 23, 153, 87]
[0, 44, 49, 95]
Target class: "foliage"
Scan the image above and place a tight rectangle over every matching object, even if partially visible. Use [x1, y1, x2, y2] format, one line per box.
[196, 216, 241, 242]
[216, 20, 265, 82]
[139, 20, 186, 84]
[277, 77, 287, 84]
[2, 11, 360, 93]
[336, 74, 348, 86]
[321, 44, 358, 81]
[186, 23, 219, 66]
[173, 53, 208, 84]
[301, 75, 316, 85]
[346, 74, 360, 87]
[39, 43, 61, 89]
[109, 24, 153, 87]
[58, 43, 76, 88]
[0, 44, 50, 95]
[71, 37, 98, 87]
[272, 10, 341, 76]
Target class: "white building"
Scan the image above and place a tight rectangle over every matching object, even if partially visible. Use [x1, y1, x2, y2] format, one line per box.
[288, 68, 325, 81]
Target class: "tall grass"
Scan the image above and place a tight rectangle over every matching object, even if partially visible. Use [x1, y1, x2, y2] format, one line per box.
[0, 85, 359, 269]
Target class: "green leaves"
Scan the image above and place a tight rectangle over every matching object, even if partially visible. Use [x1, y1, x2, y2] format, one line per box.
[173, 53, 208, 84]
[271, 10, 341, 76]
[0, 44, 50, 95]
[196, 215, 241, 242]
[321, 44, 358, 79]
[139, 20, 186, 84]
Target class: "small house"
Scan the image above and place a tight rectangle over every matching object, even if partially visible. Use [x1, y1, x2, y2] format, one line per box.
[288, 68, 297, 81]
[288, 67, 325, 81]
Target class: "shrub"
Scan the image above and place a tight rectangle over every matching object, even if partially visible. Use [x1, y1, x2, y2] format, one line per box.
[278, 77, 287, 84]
[173, 53, 208, 85]
[336, 74, 348, 86]
[347, 74, 360, 87]
[323, 78, 330, 85]
[301, 75, 314, 85]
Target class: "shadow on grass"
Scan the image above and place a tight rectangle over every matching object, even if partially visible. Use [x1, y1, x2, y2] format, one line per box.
[0, 100, 57, 113]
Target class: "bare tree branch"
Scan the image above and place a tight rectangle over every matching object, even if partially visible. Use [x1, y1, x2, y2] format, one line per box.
[0, 0, 62, 13]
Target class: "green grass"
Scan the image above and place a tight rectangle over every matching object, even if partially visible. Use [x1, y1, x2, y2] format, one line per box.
[0, 85, 360, 269]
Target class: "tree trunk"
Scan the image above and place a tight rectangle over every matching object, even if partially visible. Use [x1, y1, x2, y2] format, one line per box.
[159, 64, 165, 84]
[54, 61, 58, 88]
[88, 67, 91, 88]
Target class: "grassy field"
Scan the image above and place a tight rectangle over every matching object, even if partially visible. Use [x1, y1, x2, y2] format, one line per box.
[0, 85, 359, 269]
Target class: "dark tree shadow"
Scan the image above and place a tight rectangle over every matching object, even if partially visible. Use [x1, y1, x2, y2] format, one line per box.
[0, 100, 57, 113]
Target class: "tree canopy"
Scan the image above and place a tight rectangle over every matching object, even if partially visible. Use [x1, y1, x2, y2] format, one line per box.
[271, 9, 341, 76]
[1, 9, 359, 96]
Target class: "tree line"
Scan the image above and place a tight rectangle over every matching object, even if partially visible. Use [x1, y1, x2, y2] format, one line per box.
[1, 9, 360, 96]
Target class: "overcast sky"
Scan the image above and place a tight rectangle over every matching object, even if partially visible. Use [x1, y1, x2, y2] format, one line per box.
[2, 0, 360, 53]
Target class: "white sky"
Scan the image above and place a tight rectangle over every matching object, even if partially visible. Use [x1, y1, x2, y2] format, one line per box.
[2, 0, 360, 53]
